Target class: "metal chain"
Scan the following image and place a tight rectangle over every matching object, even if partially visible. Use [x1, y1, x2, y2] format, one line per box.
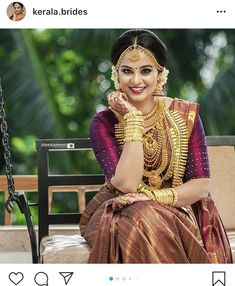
[0, 78, 18, 212]
[0, 79, 38, 262]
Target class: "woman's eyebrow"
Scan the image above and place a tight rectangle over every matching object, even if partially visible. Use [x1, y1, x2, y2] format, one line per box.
[120, 64, 154, 69]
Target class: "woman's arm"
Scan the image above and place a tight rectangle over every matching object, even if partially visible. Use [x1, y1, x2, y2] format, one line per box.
[90, 92, 145, 194]
[107, 92, 145, 193]
[174, 177, 210, 207]
[90, 109, 144, 193]
[91, 112, 144, 193]
[111, 141, 144, 193]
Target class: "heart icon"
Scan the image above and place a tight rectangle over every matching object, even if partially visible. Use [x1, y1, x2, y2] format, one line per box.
[8, 272, 24, 285]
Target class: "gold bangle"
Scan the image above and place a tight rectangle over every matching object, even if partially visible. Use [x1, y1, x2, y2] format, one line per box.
[152, 189, 172, 205]
[170, 188, 178, 206]
[137, 182, 178, 206]
[123, 110, 143, 120]
[124, 122, 144, 143]
[137, 183, 155, 199]
[124, 136, 143, 143]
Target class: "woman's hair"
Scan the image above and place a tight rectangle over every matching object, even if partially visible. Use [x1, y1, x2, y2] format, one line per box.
[13, 2, 24, 8]
[111, 29, 167, 68]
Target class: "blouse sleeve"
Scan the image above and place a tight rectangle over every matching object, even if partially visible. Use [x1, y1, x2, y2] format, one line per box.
[89, 110, 121, 180]
[184, 112, 210, 182]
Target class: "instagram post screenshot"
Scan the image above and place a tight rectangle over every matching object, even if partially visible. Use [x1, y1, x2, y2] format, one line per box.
[0, 0, 235, 285]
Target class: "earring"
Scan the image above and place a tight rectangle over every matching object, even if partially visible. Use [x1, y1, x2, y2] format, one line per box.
[111, 65, 120, 90]
[154, 82, 165, 96]
[153, 68, 169, 96]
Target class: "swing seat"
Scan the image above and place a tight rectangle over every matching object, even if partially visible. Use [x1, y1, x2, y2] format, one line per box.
[40, 234, 90, 263]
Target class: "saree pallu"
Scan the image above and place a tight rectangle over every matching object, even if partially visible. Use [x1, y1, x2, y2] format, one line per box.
[192, 195, 233, 263]
[80, 185, 211, 263]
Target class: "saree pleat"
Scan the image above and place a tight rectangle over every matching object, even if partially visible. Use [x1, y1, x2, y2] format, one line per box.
[80, 186, 211, 263]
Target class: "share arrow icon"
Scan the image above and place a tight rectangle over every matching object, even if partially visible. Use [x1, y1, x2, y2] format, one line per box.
[59, 272, 74, 285]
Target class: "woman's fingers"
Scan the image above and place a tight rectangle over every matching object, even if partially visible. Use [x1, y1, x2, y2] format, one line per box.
[107, 91, 137, 116]
[111, 193, 151, 211]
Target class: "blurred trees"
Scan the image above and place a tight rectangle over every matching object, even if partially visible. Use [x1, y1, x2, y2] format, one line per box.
[0, 29, 234, 224]
[0, 29, 123, 175]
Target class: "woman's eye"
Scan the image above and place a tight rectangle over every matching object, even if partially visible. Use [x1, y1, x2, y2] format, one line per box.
[121, 69, 132, 74]
[141, 69, 152, 75]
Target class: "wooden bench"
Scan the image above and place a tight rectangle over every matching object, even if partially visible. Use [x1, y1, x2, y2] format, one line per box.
[38, 136, 235, 263]
[0, 175, 38, 225]
[36, 138, 105, 263]
[0, 176, 100, 226]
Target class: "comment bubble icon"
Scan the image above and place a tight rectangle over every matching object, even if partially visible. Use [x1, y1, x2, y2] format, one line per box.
[34, 272, 49, 286]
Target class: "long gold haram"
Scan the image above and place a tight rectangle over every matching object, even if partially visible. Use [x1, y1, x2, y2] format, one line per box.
[145, 109, 189, 188]
[114, 101, 189, 188]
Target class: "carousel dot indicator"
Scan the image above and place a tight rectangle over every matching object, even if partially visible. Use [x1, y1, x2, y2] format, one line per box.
[109, 276, 114, 281]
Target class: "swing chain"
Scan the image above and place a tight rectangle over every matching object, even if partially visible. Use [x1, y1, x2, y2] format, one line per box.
[0, 79, 18, 213]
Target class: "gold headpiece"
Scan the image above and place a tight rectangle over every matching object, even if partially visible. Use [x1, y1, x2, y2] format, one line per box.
[116, 37, 164, 72]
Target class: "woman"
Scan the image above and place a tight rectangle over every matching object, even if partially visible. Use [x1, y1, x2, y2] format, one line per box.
[80, 29, 232, 263]
[9, 2, 25, 21]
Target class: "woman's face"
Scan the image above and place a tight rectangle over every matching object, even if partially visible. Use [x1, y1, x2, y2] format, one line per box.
[118, 50, 159, 105]
[13, 3, 22, 14]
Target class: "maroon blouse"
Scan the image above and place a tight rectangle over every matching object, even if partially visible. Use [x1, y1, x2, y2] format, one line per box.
[89, 104, 210, 182]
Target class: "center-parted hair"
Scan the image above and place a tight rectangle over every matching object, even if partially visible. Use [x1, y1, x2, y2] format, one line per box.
[111, 29, 168, 68]
[13, 2, 24, 8]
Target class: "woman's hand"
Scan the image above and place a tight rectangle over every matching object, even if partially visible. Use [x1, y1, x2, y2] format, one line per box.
[107, 91, 137, 118]
[110, 192, 151, 211]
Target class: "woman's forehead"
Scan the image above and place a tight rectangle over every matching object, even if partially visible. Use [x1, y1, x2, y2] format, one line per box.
[119, 50, 155, 68]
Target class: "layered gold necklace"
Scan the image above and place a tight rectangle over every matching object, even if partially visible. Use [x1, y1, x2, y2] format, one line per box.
[114, 99, 189, 188]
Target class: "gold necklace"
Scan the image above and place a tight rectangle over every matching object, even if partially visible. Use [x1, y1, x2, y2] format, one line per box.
[143, 100, 164, 128]
[114, 100, 189, 189]
[143, 100, 165, 169]
[143, 109, 189, 188]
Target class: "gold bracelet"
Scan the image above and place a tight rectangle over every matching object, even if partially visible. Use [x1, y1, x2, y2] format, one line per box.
[170, 188, 178, 206]
[124, 136, 143, 143]
[137, 183, 155, 199]
[123, 117, 144, 143]
[137, 182, 177, 206]
[123, 110, 143, 120]
[152, 189, 172, 205]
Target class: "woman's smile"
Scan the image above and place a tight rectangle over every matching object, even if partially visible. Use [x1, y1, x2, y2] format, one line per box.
[129, 86, 146, 94]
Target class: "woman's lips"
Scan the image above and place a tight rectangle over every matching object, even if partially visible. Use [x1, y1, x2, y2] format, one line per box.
[129, 87, 145, 94]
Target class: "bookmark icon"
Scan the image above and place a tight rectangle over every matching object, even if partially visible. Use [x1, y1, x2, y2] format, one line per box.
[212, 271, 226, 286]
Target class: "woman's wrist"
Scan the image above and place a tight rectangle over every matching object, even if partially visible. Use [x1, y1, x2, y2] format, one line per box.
[123, 111, 144, 143]
[137, 181, 178, 206]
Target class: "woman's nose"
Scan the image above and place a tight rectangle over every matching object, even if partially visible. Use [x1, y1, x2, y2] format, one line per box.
[131, 72, 142, 85]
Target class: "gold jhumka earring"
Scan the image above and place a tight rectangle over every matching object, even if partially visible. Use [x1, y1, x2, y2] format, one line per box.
[111, 37, 169, 92]
[153, 68, 169, 96]
[111, 65, 120, 90]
